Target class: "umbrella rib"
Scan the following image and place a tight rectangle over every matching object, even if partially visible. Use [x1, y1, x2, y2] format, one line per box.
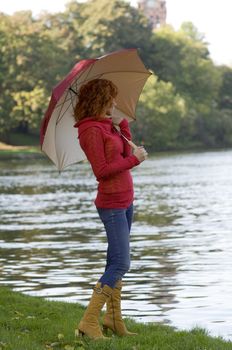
[70, 61, 96, 95]
[56, 75, 105, 125]
[56, 99, 73, 125]
[55, 63, 96, 111]
[69, 87, 78, 95]
[71, 74, 104, 97]
[70, 62, 102, 91]
[80, 61, 95, 83]
[56, 76, 105, 125]
[70, 70, 151, 90]
[71, 62, 95, 94]
[55, 88, 70, 119]
[81, 70, 152, 77]
[69, 89, 76, 112]
[55, 70, 150, 110]
[55, 76, 142, 124]
[55, 66, 101, 110]
[55, 93, 76, 109]
[54, 67, 151, 125]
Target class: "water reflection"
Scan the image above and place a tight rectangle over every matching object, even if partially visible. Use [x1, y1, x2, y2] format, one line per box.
[0, 150, 232, 340]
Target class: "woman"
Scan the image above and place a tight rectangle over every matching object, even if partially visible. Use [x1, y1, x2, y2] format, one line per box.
[73, 78, 147, 340]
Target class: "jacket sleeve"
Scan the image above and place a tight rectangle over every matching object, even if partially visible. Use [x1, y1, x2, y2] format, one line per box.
[79, 127, 140, 181]
[119, 119, 133, 157]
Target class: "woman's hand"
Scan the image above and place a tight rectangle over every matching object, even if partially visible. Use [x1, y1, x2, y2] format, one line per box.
[133, 146, 148, 162]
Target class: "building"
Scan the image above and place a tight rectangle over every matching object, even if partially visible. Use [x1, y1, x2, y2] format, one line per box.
[138, 0, 167, 29]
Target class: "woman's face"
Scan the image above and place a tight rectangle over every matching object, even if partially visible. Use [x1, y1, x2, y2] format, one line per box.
[106, 98, 117, 117]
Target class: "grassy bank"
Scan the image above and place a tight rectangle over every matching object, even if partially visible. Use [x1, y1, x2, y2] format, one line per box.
[0, 143, 40, 153]
[0, 142, 43, 160]
[0, 287, 232, 350]
[0, 131, 41, 159]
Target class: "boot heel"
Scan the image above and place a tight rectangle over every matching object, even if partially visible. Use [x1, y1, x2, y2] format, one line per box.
[75, 328, 85, 338]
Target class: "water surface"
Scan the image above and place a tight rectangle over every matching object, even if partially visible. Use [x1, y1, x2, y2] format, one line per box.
[0, 150, 232, 340]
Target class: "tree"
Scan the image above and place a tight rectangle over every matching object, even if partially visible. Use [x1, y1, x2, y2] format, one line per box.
[76, 0, 153, 62]
[217, 66, 232, 109]
[149, 24, 220, 105]
[1, 4, 232, 150]
[132, 73, 186, 150]
[0, 11, 70, 135]
[10, 84, 48, 134]
[38, 2, 86, 70]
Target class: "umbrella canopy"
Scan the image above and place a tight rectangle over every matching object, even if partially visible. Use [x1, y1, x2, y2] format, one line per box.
[40, 48, 152, 171]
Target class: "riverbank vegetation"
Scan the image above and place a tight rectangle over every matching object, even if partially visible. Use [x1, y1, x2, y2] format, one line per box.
[1, 287, 232, 350]
[0, 0, 232, 151]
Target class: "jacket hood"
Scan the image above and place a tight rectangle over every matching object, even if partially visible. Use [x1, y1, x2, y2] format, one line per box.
[74, 116, 114, 138]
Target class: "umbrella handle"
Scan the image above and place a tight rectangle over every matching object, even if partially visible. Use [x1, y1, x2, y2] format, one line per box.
[127, 140, 138, 150]
[116, 128, 138, 150]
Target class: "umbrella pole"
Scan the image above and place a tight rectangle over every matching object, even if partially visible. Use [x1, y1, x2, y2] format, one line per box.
[113, 125, 138, 149]
[120, 133, 138, 150]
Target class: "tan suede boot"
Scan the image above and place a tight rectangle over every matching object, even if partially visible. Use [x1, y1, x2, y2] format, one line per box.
[75, 282, 113, 340]
[102, 280, 137, 336]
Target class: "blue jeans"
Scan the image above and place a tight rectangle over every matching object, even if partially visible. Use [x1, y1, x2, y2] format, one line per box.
[97, 204, 134, 288]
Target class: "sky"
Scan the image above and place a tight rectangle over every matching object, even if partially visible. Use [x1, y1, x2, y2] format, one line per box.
[0, 0, 231, 66]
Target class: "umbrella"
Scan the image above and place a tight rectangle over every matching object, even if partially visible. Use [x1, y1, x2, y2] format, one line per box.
[40, 48, 152, 171]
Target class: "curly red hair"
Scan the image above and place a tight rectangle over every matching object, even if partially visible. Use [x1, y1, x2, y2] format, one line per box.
[74, 79, 118, 121]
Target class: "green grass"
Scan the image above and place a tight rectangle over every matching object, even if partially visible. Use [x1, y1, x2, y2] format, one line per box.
[0, 287, 232, 350]
[0, 146, 41, 154]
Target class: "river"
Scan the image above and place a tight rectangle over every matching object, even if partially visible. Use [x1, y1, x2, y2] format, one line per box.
[0, 149, 232, 340]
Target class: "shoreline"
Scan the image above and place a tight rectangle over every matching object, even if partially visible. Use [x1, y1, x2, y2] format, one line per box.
[0, 141, 231, 160]
[0, 286, 231, 350]
[0, 141, 43, 159]
[0, 141, 40, 153]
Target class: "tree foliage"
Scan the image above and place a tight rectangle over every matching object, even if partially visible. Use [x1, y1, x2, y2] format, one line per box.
[0, 0, 231, 151]
[76, 0, 153, 60]
[132, 74, 186, 150]
[149, 23, 220, 105]
[0, 11, 67, 134]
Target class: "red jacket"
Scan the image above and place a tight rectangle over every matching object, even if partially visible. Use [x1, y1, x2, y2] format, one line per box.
[74, 117, 140, 208]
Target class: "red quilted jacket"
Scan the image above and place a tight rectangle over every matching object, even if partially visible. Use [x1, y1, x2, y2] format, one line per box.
[74, 116, 140, 208]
